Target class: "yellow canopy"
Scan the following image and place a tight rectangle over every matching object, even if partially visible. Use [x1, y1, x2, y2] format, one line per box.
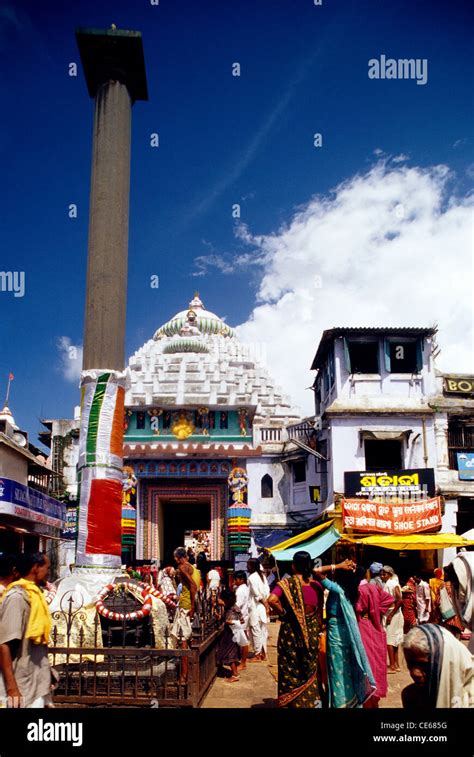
[269, 520, 335, 553]
[342, 533, 474, 551]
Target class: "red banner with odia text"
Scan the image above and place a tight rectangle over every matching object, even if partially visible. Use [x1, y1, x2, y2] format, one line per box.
[342, 496, 442, 534]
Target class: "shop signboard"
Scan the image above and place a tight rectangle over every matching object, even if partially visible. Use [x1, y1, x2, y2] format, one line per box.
[0, 478, 65, 529]
[344, 468, 435, 498]
[457, 452, 474, 481]
[443, 377, 474, 396]
[342, 496, 442, 534]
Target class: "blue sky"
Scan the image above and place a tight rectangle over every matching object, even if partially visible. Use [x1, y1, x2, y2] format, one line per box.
[1, 0, 473, 443]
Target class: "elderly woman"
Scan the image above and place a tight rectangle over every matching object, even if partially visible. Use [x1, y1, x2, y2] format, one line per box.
[267, 550, 324, 707]
[402, 623, 474, 708]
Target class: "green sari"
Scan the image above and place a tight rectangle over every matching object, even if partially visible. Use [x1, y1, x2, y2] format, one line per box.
[277, 576, 321, 708]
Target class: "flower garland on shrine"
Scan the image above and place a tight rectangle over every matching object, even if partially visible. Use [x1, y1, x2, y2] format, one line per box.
[227, 467, 252, 553]
[95, 580, 178, 621]
[140, 584, 177, 611]
[96, 582, 153, 621]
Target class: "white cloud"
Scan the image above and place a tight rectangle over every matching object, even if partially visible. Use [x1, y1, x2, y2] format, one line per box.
[192, 248, 264, 277]
[57, 337, 83, 382]
[235, 162, 474, 414]
[192, 254, 236, 277]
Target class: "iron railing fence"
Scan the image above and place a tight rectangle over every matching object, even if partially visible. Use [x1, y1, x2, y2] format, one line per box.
[49, 583, 225, 708]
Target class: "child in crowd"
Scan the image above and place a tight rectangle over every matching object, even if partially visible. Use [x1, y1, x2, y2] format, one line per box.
[216, 589, 243, 683]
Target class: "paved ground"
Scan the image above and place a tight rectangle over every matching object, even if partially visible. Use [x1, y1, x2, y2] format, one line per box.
[201, 621, 278, 708]
[201, 620, 411, 708]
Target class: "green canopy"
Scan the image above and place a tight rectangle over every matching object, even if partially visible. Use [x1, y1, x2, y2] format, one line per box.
[271, 523, 341, 561]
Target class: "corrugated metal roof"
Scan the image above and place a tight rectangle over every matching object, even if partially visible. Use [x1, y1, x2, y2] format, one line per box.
[311, 326, 437, 370]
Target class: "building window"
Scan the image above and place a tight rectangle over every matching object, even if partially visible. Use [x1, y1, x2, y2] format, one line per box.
[163, 411, 171, 429]
[323, 347, 336, 393]
[261, 474, 273, 498]
[384, 338, 422, 373]
[365, 440, 402, 471]
[136, 412, 146, 430]
[293, 460, 306, 483]
[447, 418, 474, 470]
[220, 412, 228, 429]
[209, 411, 216, 429]
[344, 339, 379, 374]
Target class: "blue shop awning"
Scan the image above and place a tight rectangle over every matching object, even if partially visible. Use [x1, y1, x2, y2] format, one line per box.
[271, 523, 341, 561]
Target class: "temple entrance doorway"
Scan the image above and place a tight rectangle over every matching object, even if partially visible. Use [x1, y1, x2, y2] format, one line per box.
[160, 497, 211, 566]
[146, 482, 226, 563]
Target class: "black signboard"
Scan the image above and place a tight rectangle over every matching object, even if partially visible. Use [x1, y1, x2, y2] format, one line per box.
[344, 468, 435, 498]
[443, 377, 474, 396]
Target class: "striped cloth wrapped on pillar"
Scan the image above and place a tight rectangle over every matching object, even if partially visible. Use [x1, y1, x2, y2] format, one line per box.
[76, 370, 128, 569]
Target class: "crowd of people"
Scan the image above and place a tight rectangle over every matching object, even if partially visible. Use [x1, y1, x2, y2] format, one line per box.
[265, 551, 474, 709]
[0, 547, 472, 709]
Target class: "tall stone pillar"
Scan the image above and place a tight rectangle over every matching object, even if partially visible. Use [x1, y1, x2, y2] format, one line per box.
[74, 28, 148, 573]
[83, 81, 131, 370]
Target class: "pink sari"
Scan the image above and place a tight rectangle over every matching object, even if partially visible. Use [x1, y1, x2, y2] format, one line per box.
[355, 582, 394, 702]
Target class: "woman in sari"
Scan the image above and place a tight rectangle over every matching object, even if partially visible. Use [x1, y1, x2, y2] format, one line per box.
[401, 578, 418, 634]
[429, 568, 444, 624]
[355, 574, 394, 708]
[313, 564, 376, 708]
[402, 623, 474, 709]
[268, 551, 324, 707]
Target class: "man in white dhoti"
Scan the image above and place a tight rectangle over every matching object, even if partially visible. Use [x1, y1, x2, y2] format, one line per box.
[234, 571, 250, 670]
[381, 565, 404, 673]
[246, 559, 270, 661]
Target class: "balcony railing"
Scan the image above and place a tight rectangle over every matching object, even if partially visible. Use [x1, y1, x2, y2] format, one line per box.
[259, 427, 282, 442]
[286, 421, 315, 443]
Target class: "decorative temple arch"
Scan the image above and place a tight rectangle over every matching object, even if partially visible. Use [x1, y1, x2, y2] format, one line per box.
[139, 482, 226, 561]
